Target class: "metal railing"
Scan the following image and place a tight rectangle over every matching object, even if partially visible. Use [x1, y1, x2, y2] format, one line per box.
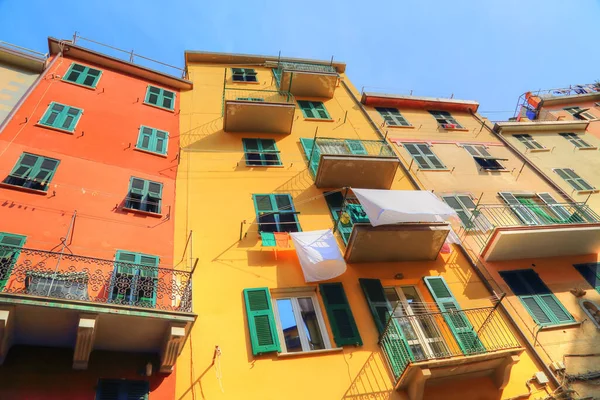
[461, 202, 600, 250]
[306, 137, 397, 177]
[513, 84, 600, 118]
[222, 88, 295, 116]
[379, 306, 521, 381]
[0, 40, 48, 60]
[0, 245, 192, 312]
[273, 62, 337, 87]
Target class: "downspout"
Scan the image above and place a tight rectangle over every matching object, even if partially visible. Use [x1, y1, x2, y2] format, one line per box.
[0, 54, 60, 135]
[339, 79, 423, 190]
[470, 111, 577, 203]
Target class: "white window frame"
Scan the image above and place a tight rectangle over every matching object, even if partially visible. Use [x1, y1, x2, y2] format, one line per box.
[384, 285, 448, 359]
[564, 106, 596, 121]
[271, 290, 332, 353]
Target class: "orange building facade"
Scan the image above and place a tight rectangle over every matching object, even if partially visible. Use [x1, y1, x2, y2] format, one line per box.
[0, 38, 194, 399]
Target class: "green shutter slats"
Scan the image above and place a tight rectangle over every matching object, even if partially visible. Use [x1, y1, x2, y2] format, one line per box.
[64, 63, 102, 88]
[127, 177, 163, 214]
[375, 107, 410, 126]
[298, 101, 330, 119]
[319, 283, 362, 346]
[231, 68, 258, 82]
[423, 276, 485, 355]
[39, 102, 82, 132]
[402, 143, 445, 170]
[144, 85, 176, 111]
[554, 168, 594, 191]
[243, 287, 280, 355]
[242, 139, 281, 166]
[136, 126, 169, 155]
[359, 278, 391, 334]
[300, 138, 320, 176]
[0, 232, 27, 290]
[252, 194, 300, 233]
[4, 153, 60, 192]
[498, 192, 539, 225]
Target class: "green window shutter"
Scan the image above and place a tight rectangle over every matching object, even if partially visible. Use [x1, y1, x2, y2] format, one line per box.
[376, 107, 409, 126]
[359, 278, 413, 377]
[298, 101, 315, 118]
[423, 276, 485, 355]
[557, 169, 594, 191]
[145, 86, 176, 110]
[5, 153, 59, 192]
[64, 63, 102, 88]
[300, 138, 320, 176]
[442, 196, 473, 227]
[96, 379, 149, 400]
[242, 139, 281, 166]
[500, 269, 574, 326]
[40, 102, 83, 132]
[137, 126, 169, 155]
[498, 192, 539, 225]
[252, 194, 300, 233]
[298, 101, 330, 119]
[243, 288, 280, 355]
[574, 263, 600, 293]
[313, 102, 330, 119]
[537, 192, 573, 221]
[0, 232, 27, 290]
[319, 283, 362, 346]
[345, 140, 367, 155]
[403, 143, 445, 170]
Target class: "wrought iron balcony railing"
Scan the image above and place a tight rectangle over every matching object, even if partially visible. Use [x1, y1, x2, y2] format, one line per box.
[379, 306, 521, 381]
[0, 245, 192, 312]
[461, 202, 600, 250]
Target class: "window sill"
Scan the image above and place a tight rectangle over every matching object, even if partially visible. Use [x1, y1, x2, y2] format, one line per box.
[528, 148, 551, 153]
[439, 126, 469, 132]
[417, 168, 451, 172]
[539, 321, 582, 331]
[277, 347, 343, 358]
[385, 124, 414, 129]
[61, 79, 98, 91]
[143, 101, 175, 113]
[577, 147, 598, 151]
[0, 182, 49, 195]
[246, 164, 285, 168]
[575, 189, 599, 195]
[133, 147, 168, 158]
[35, 123, 76, 135]
[230, 80, 261, 84]
[121, 207, 163, 218]
[303, 118, 335, 122]
[481, 168, 511, 173]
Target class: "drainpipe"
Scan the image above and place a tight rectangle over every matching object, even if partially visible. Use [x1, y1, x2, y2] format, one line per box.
[0, 53, 61, 135]
[339, 79, 424, 191]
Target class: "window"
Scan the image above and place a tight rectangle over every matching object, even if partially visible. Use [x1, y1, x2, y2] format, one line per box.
[272, 292, 331, 353]
[514, 134, 545, 150]
[564, 106, 596, 120]
[442, 195, 477, 227]
[243, 139, 281, 166]
[554, 168, 595, 191]
[39, 102, 82, 132]
[63, 63, 102, 88]
[3, 153, 60, 192]
[253, 194, 300, 233]
[462, 144, 505, 170]
[559, 133, 593, 149]
[376, 107, 410, 127]
[95, 379, 149, 400]
[500, 269, 575, 326]
[429, 110, 463, 129]
[0, 232, 26, 290]
[26, 270, 89, 300]
[110, 250, 159, 307]
[574, 263, 600, 293]
[402, 143, 445, 170]
[125, 177, 163, 214]
[231, 68, 258, 82]
[319, 283, 362, 346]
[136, 126, 169, 155]
[144, 85, 175, 110]
[297, 101, 331, 119]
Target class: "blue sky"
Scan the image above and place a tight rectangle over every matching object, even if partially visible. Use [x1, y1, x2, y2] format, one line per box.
[1, 0, 599, 120]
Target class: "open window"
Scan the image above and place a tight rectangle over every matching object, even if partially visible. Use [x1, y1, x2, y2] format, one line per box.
[125, 177, 163, 214]
[498, 192, 585, 225]
[462, 144, 506, 170]
[429, 110, 463, 129]
[564, 106, 596, 121]
[110, 250, 159, 308]
[253, 194, 301, 233]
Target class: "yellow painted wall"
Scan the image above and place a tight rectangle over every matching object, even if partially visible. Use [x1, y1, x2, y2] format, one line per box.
[0, 62, 39, 124]
[175, 63, 545, 400]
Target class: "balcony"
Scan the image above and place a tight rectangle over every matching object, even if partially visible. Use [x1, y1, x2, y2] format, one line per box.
[273, 61, 339, 98]
[464, 203, 600, 261]
[302, 137, 400, 189]
[223, 88, 296, 134]
[0, 246, 194, 373]
[333, 190, 453, 263]
[380, 306, 522, 400]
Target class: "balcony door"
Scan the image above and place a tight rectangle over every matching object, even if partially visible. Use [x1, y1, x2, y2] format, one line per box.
[384, 286, 448, 360]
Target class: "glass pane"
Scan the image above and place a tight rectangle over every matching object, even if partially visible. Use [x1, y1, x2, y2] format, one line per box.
[40, 159, 58, 170]
[277, 299, 302, 353]
[384, 287, 404, 317]
[148, 93, 159, 104]
[477, 146, 491, 157]
[255, 195, 273, 211]
[66, 71, 81, 82]
[149, 86, 161, 94]
[162, 97, 173, 109]
[51, 104, 65, 112]
[141, 136, 150, 148]
[62, 116, 74, 129]
[20, 154, 38, 166]
[46, 112, 58, 126]
[297, 297, 325, 351]
[274, 195, 292, 210]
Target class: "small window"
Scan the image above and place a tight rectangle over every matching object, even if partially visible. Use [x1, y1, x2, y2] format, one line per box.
[514, 134, 545, 150]
[375, 107, 410, 126]
[442, 195, 477, 227]
[253, 194, 300, 233]
[0, 232, 27, 290]
[111, 250, 159, 307]
[297, 101, 331, 120]
[96, 379, 149, 400]
[402, 143, 445, 170]
[243, 139, 281, 166]
[462, 144, 505, 170]
[273, 293, 331, 353]
[136, 126, 169, 155]
[3, 153, 60, 192]
[554, 168, 595, 191]
[500, 269, 575, 326]
[231, 68, 258, 82]
[574, 262, 600, 293]
[63, 63, 102, 88]
[144, 85, 176, 111]
[564, 106, 596, 120]
[559, 133, 592, 148]
[125, 177, 163, 214]
[429, 110, 463, 129]
[39, 102, 82, 132]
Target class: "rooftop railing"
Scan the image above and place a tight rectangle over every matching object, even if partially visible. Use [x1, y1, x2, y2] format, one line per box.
[0, 40, 48, 60]
[0, 245, 192, 312]
[380, 306, 521, 381]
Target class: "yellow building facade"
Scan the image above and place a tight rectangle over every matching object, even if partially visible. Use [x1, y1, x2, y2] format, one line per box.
[175, 53, 549, 400]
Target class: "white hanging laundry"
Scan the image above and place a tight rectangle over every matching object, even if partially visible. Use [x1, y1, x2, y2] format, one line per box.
[290, 229, 347, 283]
[352, 189, 458, 226]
